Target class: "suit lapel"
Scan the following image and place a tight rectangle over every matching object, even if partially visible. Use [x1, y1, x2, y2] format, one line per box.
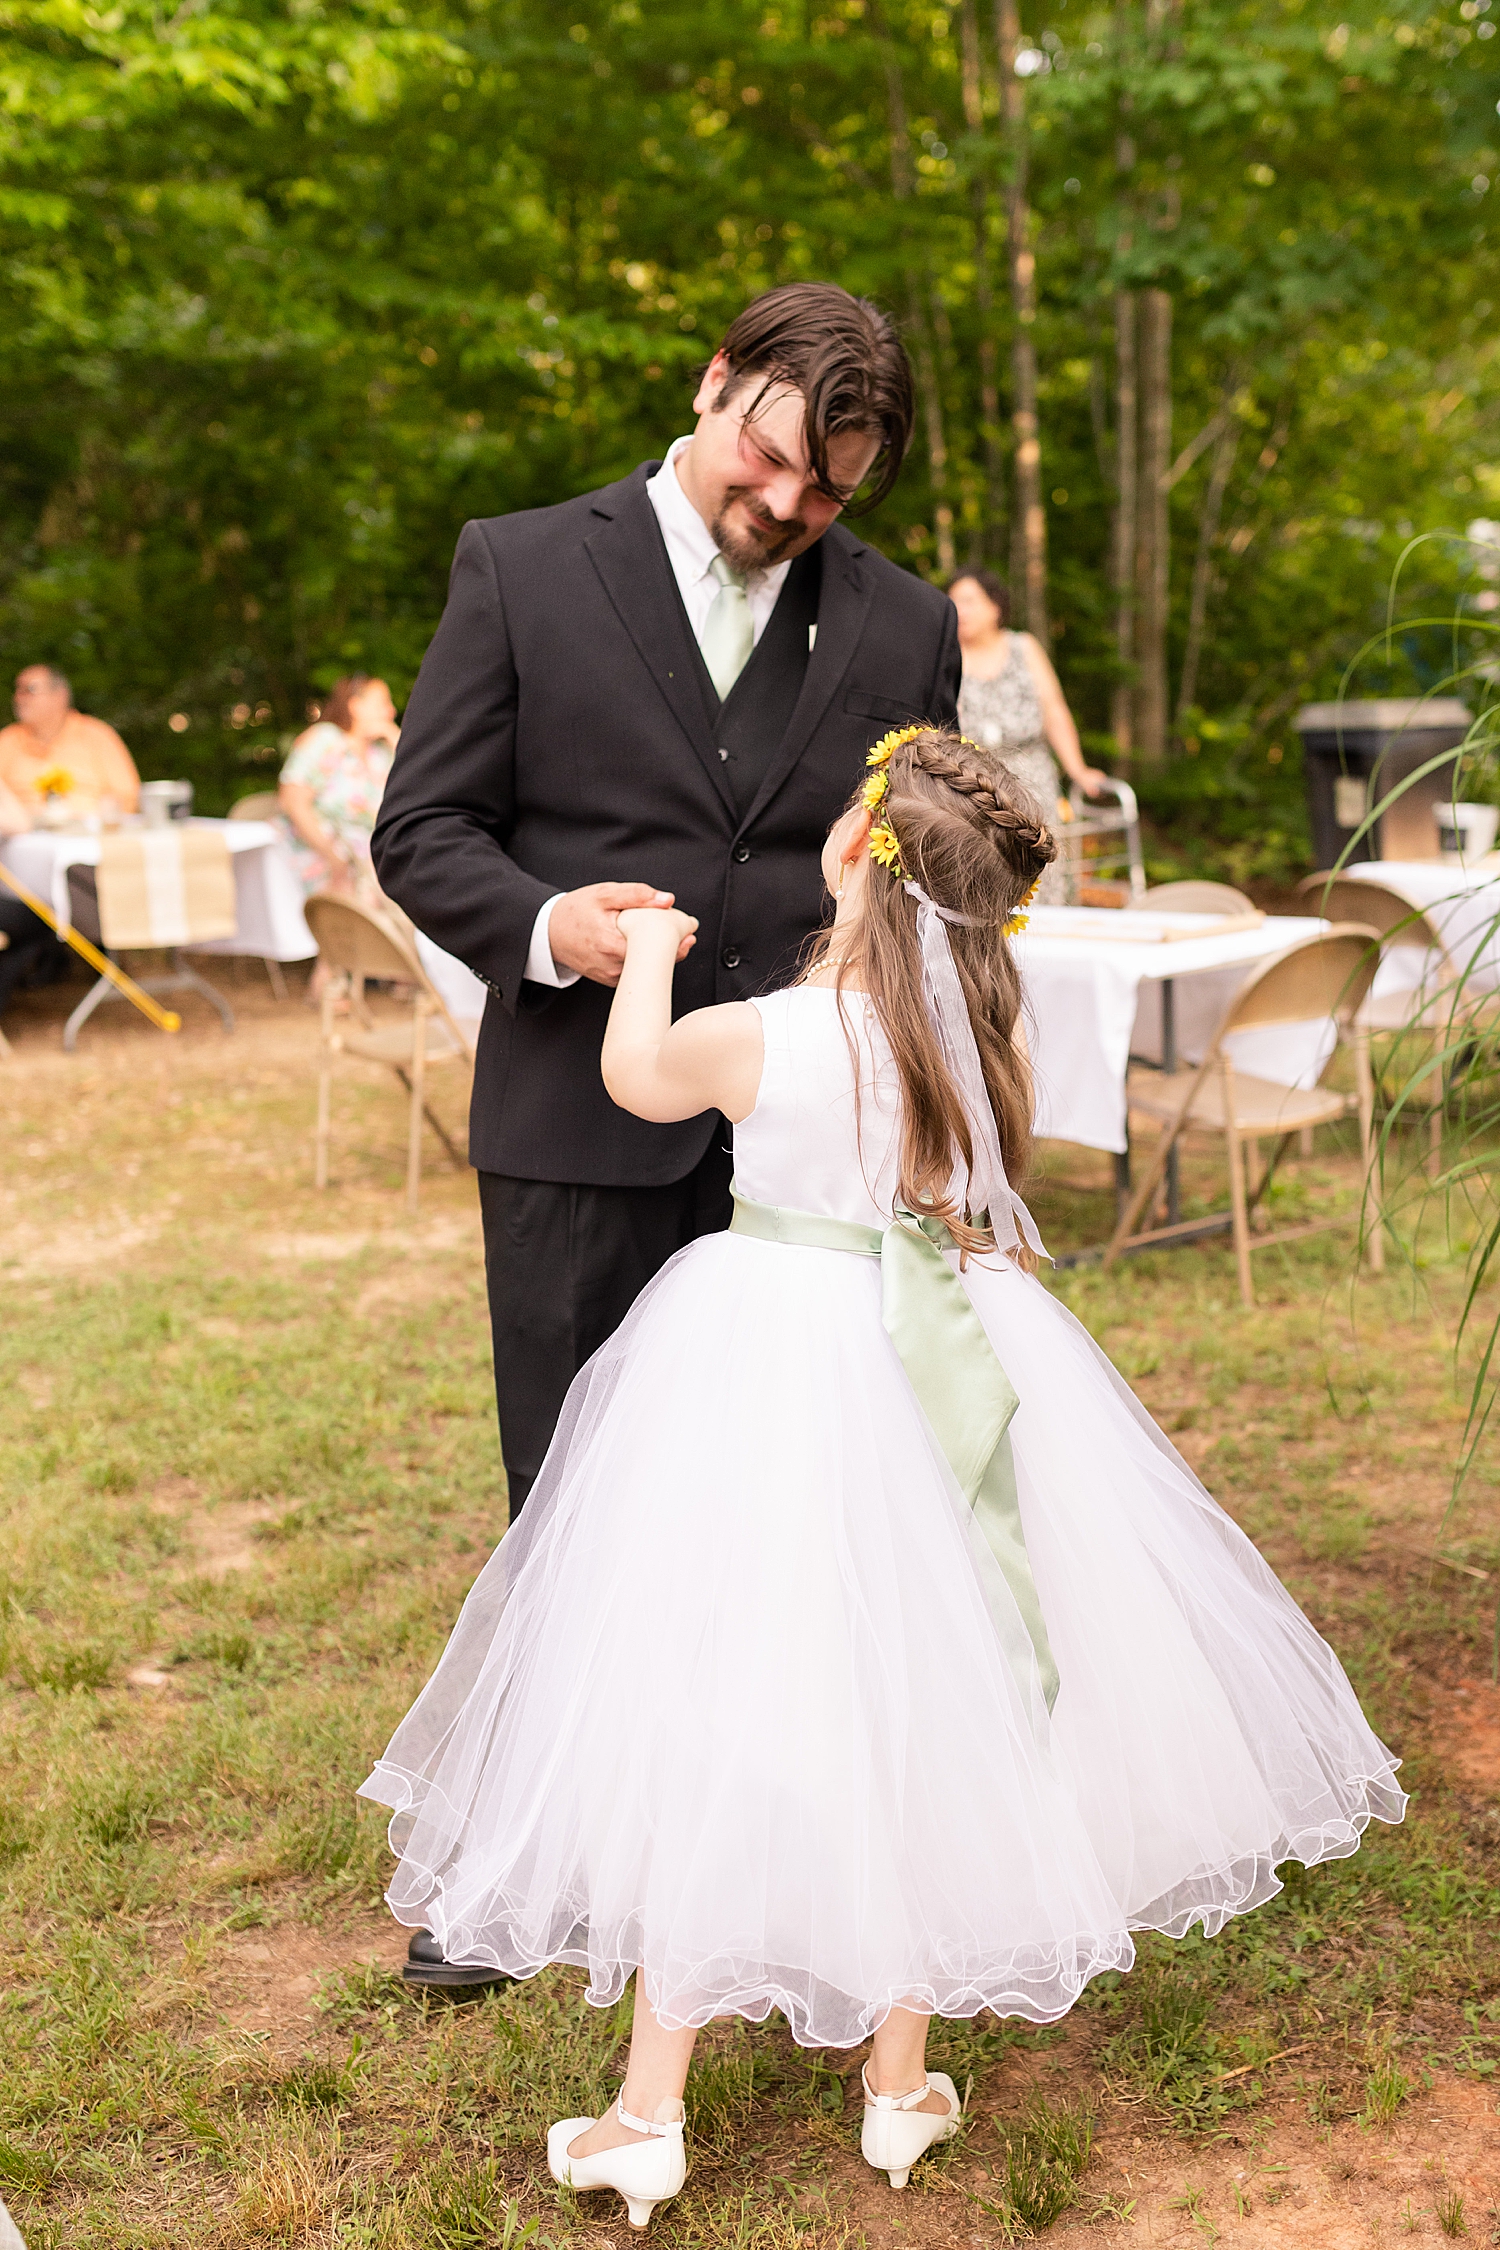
[583, 467, 736, 820]
[737, 525, 875, 834]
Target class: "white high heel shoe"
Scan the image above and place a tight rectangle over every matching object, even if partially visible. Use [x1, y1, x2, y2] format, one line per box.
[546, 2093, 687, 2230]
[860, 2064, 962, 2190]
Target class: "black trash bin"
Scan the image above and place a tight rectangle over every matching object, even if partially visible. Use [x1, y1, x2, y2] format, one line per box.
[1295, 699, 1472, 869]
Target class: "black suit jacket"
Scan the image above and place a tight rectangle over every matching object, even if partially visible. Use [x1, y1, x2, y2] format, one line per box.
[371, 461, 960, 1185]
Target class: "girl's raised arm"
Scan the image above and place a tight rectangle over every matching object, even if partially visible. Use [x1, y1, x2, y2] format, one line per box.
[601, 908, 764, 1124]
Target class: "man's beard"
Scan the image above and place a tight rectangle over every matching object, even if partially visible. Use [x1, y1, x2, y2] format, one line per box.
[710, 489, 808, 574]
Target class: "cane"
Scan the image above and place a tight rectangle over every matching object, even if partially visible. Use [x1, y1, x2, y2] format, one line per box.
[0, 860, 181, 1034]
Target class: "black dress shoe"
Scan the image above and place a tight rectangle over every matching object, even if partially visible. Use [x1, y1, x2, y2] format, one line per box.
[401, 1927, 514, 1992]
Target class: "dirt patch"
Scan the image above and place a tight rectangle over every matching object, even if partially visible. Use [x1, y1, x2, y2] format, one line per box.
[258, 1215, 478, 1269]
[0, 1215, 164, 1279]
[177, 1498, 281, 1580]
[1074, 2075, 1500, 2250]
[210, 1912, 410, 2052]
[780, 2065, 1500, 2250]
[1431, 1680, 1500, 1794]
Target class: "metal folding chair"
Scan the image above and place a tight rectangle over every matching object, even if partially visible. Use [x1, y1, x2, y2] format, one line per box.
[305, 894, 475, 1212]
[1105, 926, 1384, 1305]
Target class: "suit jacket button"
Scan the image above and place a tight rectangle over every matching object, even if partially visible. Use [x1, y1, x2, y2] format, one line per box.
[721, 946, 741, 970]
[732, 844, 751, 863]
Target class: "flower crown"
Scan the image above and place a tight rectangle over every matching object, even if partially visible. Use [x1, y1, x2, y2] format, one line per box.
[859, 726, 1040, 937]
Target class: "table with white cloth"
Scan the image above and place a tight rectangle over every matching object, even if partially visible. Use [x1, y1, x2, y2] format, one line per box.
[1340, 859, 1500, 996]
[1014, 907, 1327, 1259]
[0, 818, 317, 962]
[1, 820, 493, 1023]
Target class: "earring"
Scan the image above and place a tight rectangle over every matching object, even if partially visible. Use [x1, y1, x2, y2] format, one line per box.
[835, 862, 847, 901]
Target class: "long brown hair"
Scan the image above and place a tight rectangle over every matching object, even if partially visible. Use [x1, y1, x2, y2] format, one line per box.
[802, 728, 1057, 1258]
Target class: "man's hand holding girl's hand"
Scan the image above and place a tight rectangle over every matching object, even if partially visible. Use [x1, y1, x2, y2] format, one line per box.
[550, 882, 696, 986]
[617, 906, 698, 949]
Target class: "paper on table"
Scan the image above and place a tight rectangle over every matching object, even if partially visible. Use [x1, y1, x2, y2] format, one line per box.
[1027, 906, 1265, 944]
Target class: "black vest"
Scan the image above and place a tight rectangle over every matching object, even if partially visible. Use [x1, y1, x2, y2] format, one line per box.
[704, 546, 824, 821]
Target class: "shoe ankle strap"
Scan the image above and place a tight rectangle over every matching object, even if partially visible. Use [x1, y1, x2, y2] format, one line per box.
[616, 2094, 683, 2137]
[861, 2063, 932, 2112]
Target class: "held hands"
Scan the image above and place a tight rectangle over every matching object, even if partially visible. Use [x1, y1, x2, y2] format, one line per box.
[549, 882, 696, 987]
[617, 906, 699, 948]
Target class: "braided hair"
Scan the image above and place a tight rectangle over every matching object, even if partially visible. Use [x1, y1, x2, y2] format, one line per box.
[803, 727, 1055, 1256]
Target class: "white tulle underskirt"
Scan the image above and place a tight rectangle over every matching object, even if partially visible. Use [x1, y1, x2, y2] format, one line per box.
[360, 1236, 1404, 2049]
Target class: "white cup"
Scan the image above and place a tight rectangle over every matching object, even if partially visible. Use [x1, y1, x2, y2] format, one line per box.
[1435, 801, 1500, 864]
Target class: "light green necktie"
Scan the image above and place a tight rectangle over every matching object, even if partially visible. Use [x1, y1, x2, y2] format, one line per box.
[701, 554, 754, 701]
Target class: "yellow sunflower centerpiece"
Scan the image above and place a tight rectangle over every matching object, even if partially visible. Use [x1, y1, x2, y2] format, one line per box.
[32, 764, 78, 829]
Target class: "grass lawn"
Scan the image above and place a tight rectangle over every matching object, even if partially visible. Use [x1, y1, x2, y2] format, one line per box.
[2, 969, 1499, 2249]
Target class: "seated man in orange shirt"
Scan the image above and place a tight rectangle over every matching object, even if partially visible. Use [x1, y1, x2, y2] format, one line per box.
[0, 665, 141, 816]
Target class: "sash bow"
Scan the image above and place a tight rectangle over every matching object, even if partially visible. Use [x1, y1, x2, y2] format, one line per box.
[729, 1185, 1059, 1712]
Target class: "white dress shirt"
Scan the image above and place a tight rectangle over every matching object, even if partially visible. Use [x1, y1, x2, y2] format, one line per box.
[525, 436, 794, 987]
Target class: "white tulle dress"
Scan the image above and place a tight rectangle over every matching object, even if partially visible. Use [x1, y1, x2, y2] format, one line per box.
[360, 985, 1404, 2048]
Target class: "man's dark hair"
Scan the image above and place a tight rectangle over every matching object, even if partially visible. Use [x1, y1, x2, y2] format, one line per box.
[711, 283, 914, 514]
[946, 566, 1010, 627]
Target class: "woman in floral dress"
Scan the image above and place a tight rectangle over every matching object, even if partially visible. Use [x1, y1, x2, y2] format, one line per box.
[277, 674, 399, 899]
[948, 570, 1104, 906]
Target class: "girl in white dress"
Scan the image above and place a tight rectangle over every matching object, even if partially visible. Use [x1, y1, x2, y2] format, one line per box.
[360, 728, 1403, 2231]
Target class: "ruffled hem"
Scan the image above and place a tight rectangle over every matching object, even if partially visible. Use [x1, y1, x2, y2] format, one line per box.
[358, 1756, 1404, 2048]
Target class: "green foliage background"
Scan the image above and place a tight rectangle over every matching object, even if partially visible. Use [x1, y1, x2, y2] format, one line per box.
[3, 0, 1498, 864]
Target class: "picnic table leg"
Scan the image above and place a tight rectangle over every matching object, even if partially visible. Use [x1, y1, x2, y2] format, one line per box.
[1113, 1144, 1131, 1220]
[1162, 978, 1181, 1224]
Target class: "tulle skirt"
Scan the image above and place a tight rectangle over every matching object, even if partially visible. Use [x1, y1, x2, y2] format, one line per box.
[359, 1236, 1403, 2048]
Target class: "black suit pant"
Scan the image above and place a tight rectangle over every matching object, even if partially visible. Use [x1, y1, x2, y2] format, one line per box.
[478, 1134, 734, 1520]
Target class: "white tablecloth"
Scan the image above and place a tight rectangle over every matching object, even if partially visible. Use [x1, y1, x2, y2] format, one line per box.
[1342, 860, 1500, 989]
[1, 819, 317, 962]
[1016, 910, 1327, 1153]
[2, 817, 507, 1022]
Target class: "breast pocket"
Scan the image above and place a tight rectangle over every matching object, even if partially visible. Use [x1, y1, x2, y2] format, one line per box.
[843, 687, 924, 726]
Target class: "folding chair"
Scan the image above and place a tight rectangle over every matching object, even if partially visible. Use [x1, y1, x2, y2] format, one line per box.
[1297, 873, 1499, 1173]
[64, 829, 237, 1050]
[1144, 880, 1257, 918]
[304, 894, 475, 1212]
[1105, 927, 1384, 1305]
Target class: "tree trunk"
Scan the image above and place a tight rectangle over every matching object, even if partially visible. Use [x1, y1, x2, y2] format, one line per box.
[1174, 416, 1238, 728]
[994, 0, 1048, 647]
[872, 0, 956, 576]
[1133, 286, 1172, 763]
[1110, 290, 1137, 761]
[960, 0, 1005, 553]
[912, 300, 957, 577]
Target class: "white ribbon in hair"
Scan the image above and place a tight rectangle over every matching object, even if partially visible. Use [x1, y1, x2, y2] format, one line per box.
[903, 881, 1046, 1261]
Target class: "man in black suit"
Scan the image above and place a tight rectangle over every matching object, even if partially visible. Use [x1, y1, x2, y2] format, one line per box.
[372, 280, 957, 1989]
[374, 282, 957, 1515]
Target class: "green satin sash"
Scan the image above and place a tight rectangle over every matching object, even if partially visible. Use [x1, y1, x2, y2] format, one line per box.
[729, 1184, 1059, 1712]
